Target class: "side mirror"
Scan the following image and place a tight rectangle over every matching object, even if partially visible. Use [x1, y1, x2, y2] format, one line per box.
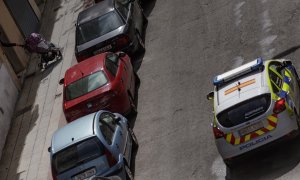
[48, 146, 51, 153]
[117, 51, 126, 58]
[206, 91, 214, 100]
[283, 60, 292, 66]
[113, 115, 121, 124]
[59, 78, 64, 85]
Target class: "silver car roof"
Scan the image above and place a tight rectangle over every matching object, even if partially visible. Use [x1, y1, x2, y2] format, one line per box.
[51, 112, 97, 154]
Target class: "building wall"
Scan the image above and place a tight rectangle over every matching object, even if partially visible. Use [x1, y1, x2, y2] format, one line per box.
[0, 52, 19, 160]
[0, 0, 30, 71]
[28, 0, 41, 20]
[0, 0, 41, 159]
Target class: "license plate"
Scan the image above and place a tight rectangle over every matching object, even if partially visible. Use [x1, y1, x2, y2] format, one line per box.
[239, 122, 263, 136]
[93, 45, 112, 55]
[74, 168, 96, 180]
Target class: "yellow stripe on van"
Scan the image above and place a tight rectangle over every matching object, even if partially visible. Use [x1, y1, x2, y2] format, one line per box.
[226, 133, 232, 142]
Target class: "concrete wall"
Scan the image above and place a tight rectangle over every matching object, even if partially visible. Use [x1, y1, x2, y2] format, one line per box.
[0, 59, 19, 160]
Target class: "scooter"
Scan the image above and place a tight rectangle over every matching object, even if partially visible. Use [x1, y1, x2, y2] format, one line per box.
[37, 42, 63, 69]
[23, 33, 63, 69]
[0, 32, 63, 70]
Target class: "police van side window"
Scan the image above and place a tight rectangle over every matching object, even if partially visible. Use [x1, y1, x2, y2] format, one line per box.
[268, 64, 283, 94]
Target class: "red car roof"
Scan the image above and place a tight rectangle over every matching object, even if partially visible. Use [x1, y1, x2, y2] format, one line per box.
[64, 53, 106, 85]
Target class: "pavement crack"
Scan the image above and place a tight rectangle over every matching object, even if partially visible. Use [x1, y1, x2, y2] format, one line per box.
[55, 93, 62, 99]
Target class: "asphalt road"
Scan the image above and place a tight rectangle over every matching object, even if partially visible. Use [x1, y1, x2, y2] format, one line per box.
[133, 0, 300, 180]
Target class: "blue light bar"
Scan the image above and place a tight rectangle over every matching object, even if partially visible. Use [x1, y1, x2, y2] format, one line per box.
[213, 57, 263, 86]
[250, 57, 263, 71]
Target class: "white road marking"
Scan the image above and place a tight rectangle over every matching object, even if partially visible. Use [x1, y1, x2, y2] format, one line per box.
[262, 10, 272, 32]
[260, 35, 277, 58]
[260, 8, 277, 58]
[211, 156, 226, 180]
[259, 35, 277, 46]
[234, 2, 245, 26]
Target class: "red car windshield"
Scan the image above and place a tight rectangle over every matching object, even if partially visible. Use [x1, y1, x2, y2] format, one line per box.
[66, 71, 108, 101]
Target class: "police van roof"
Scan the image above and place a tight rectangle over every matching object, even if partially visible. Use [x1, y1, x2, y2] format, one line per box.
[213, 58, 263, 88]
[214, 59, 270, 114]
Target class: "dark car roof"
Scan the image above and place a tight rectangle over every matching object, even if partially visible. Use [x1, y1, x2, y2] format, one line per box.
[77, 0, 115, 25]
[64, 53, 107, 85]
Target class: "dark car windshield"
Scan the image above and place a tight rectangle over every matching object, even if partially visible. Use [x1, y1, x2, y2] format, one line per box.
[217, 94, 271, 128]
[76, 11, 123, 45]
[66, 71, 108, 101]
[53, 137, 104, 174]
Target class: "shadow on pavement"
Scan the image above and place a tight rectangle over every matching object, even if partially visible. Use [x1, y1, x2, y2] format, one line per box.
[126, 74, 141, 177]
[141, 0, 156, 17]
[0, 98, 40, 179]
[126, 76, 140, 129]
[226, 136, 300, 180]
[272, 45, 300, 59]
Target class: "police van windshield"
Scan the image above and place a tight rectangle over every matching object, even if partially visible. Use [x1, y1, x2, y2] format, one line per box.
[217, 94, 271, 128]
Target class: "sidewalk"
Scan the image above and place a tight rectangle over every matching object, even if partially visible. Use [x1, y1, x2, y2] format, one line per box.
[0, 0, 86, 179]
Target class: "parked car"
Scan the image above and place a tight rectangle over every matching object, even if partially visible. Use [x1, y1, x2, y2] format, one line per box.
[207, 58, 300, 166]
[75, 0, 148, 62]
[60, 51, 139, 122]
[49, 110, 138, 180]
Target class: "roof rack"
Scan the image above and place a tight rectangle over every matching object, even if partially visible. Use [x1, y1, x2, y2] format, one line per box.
[213, 57, 263, 86]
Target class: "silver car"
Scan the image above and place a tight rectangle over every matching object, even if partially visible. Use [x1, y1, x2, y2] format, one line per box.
[48, 110, 138, 180]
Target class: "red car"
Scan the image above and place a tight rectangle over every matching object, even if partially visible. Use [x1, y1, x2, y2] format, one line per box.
[60, 52, 138, 122]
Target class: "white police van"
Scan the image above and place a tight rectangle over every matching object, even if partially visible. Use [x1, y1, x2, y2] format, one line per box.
[207, 58, 300, 166]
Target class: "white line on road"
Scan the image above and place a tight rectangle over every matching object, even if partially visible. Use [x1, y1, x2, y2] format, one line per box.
[260, 8, 277, 58]
[260, 35, 277, 58]
[262, 10, 272, 32]
[234, 2, 245, 26]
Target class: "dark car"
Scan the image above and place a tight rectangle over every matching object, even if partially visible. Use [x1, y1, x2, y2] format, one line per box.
[75, 0, 147, 62]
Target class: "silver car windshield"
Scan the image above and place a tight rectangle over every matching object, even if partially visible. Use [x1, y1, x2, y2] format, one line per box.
[217, 94, 271, 128]
[53, 137, 104, 174]
[66, 70, 108, 101]
[76, 11, 123, 45]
